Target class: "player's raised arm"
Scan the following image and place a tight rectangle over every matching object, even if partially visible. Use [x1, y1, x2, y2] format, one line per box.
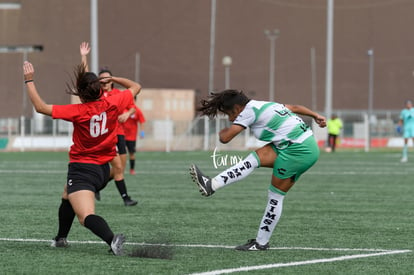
[219, 125, 244, 144]
[23, 61, 53, 116]
[105, 76, 142, 97]
[80, 42, 90, 72]
[285, 104, 326, 128]
[118, 106, 136, 123]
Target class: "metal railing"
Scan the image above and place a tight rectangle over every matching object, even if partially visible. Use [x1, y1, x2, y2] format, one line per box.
[0, 109, 402, 151]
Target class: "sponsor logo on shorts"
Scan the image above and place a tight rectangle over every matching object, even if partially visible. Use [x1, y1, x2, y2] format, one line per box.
[277, 168, 286, 175]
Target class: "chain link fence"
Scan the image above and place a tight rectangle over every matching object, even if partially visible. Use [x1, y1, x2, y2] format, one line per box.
[0, 109, 402, 151]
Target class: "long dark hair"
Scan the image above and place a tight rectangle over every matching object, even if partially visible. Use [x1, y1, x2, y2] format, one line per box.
[197, 89, 250, 118]
[66, 64, 102, 102]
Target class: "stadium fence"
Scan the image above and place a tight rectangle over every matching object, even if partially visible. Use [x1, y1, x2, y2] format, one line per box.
[0, 109, 404, 152]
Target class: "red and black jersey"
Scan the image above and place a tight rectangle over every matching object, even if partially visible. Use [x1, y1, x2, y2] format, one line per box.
[124, 106, 146, 141]
[102, 88, 135, 136]
[52, 91, 133, 164]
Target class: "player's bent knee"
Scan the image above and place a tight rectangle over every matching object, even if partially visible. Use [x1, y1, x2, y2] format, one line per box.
[77, 215, 86, 226]
[271, 177, 295, 193]
[77, 212, 94, 226]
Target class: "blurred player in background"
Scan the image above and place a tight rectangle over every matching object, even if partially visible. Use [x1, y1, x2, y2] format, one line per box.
[190, 89, 326, 251]
[124, 103, 146, 175]
[398, 100, 414, 162]
[99, 68, 138, 205]
[23, 59, 141, 255]
[81, 42, 138, 206]
[326, 114, 343, 152]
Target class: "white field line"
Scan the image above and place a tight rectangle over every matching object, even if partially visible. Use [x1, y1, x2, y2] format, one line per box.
[187, 250, 412, 275]
[0, 237, 411, 275]
[1, 169, 413, 176]
[0, 237, 409, 254]
[0, 169, 186, 175]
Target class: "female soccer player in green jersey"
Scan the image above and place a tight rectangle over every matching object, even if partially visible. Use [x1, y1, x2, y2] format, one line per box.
[190, 89, 326, 251]
[398, 100, 414, 162]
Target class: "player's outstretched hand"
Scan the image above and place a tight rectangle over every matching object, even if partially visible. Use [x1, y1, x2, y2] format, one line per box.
[396, 125, 402, 134]
[315, 115, 327, 128]
[80, 42, 90, 56]
[118, 113, 129, 123]
[23, 61, 34, 80]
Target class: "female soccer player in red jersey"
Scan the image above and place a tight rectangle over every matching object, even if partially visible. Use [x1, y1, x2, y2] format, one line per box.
[23, 60, 141, 255]
[99, 69, 138, 205]
[124, 104, 146, 175]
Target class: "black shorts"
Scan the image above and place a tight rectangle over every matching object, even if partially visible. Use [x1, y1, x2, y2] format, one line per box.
[66, 162, 110, 194]
[116, 134, 127, 155]
[125, 140, 136, 154]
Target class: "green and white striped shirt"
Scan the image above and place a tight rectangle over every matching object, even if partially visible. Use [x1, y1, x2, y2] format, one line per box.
[234, 100, 313, 149]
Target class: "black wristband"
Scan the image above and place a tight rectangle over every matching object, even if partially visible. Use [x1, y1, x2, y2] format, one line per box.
[24, 79, 34, 84]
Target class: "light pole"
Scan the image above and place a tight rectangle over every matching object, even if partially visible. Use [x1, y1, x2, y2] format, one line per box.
[204, 0, 217, 151]
[0, 45, 43, 151]
[222, 56, 232, 89]
[216, 56, 233, 149]
[366, 48, 374, 152]
[310, 47, 317, 111]
[264, 29, 280, 102]
[325, 0, 334, 123]
[135, 52, 140, 82]
[0, 45, 43, 115]
[90, 0, 99, 74]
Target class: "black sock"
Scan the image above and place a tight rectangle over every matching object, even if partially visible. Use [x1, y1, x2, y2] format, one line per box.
[84, 214, 114, 245]
[55, 199, 75, 240]
[130, 159, 135, 170]
[115, 179, 128, 199]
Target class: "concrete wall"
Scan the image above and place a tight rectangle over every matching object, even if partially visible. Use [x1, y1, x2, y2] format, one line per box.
[1, 0, 414, 121]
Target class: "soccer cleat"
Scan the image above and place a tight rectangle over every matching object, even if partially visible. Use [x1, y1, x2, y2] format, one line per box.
[51, 237, 69, 248]
[110, 234, 126, 256]
[401, 157, 408, 163]
[129, 169, 136, 175]
[189, 164, 215, 197]
[123, 196, 138, 206]
[235, 239, 269, 251]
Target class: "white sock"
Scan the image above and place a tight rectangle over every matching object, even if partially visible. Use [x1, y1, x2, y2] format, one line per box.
[402, 144, 408, 159]
[256, 188, 285, 246]
[211, 152, 260, 191]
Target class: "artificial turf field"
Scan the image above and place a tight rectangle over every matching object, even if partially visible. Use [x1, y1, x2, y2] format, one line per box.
[0, 149, 413, 274]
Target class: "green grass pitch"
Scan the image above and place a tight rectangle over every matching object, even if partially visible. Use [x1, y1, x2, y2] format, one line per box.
[0, 149, 412, 274]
